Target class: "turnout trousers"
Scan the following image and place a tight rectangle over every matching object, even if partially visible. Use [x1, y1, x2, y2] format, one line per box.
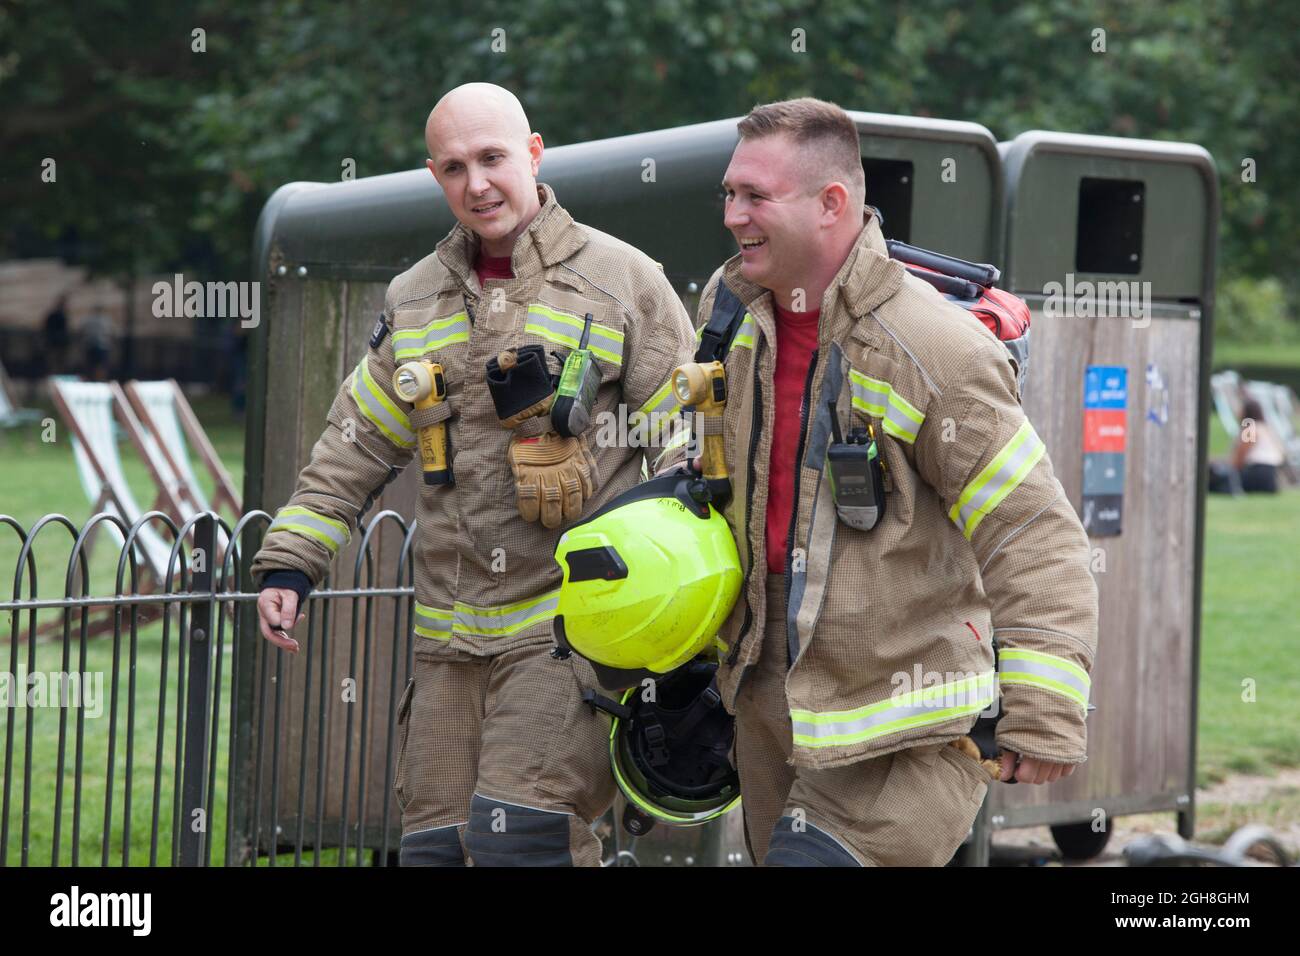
[395, 641, 617, 866]
[731, 575, 991, 866]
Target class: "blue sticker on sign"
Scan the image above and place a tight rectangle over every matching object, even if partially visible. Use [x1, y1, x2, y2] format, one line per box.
[1084, 365, 1127, 410]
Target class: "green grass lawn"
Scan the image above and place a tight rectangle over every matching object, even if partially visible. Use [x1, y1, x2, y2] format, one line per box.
[1212, 341, 1300, 369]
[1196, 489, 1300, 784]
[3, 390, 1298, 862]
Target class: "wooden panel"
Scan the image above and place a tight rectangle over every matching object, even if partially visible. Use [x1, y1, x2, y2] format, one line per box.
[990, 306, 1200, 822]
[248, 276, 303, 852]
[322, 280, 412, 851]
[251, 279, 421, 854]
[259, 281, 305, 510]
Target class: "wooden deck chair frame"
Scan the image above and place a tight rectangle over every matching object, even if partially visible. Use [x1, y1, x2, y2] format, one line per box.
[1209, 370, 1244, 443]
[123, 378, 241, 517]
[46, 380, 188, 639]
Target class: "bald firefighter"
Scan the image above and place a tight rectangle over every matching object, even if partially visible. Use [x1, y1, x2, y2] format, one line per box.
[251, 84, 694, 866]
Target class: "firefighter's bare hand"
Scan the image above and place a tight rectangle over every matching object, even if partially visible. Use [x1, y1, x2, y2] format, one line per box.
[257, 588, 306, 653]
[998, 749, 1076, 784]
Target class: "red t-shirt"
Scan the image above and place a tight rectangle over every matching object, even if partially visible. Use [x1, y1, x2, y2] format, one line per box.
[474, 252, 514, 286]
[765, 303, 820, 574]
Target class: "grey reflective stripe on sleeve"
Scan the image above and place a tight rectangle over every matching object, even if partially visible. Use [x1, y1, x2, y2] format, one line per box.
[268, 507, 350, 554]
[350, 355, 416, 448]
[635, 377, 681, 418]
[765, 818, 861, 866]
[948, 420, 1046, 540]
[997, 648, 1090, 708]
[465, 794, 573, 867]
[634, 378, 684, 449]
[399, 824, 466, 867]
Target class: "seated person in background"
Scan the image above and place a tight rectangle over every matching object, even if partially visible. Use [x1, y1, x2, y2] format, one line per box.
[1230, 398, 1285, 493]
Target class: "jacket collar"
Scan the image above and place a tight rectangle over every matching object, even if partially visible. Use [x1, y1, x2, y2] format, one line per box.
[719, 207, 905, 321]
[435, 182, 587, 288]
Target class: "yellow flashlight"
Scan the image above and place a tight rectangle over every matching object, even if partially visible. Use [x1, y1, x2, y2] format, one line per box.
[671, 360, 728, 486]
[392, 361, 452, 485]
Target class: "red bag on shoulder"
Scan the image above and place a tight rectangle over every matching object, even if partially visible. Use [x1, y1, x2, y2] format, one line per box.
[886, 239, 1031, 393]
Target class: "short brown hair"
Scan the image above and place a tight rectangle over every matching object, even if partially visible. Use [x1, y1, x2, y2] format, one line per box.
[737, 97, 865, 203]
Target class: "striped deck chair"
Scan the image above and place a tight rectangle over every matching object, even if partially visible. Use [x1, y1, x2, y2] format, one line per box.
[124, 379, 241, 517]
[1209, 370, 1244, 443]
[47, 380, 183, 614]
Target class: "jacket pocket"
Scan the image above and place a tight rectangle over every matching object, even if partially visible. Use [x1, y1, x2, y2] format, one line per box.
[393, 676, 415, 813]
[943, 736, 997, 785]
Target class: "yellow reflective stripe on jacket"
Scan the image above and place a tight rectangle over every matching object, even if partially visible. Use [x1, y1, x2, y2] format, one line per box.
[268, 506, 350, 555]
[633, 375, 684, 446]
[730, 313, 756, 351]
[413, 602, 453, 639]
[350, 355, 416, 448]
[636, 376, 680, 419]
[391, 313, 470, 360]
[525, 304, 624, 366]
[693, 312, 756, 353]
[413, 590, 560, 640]
[790, 671, 995, 748]
[948, 420, 1046, 539]
[848, 368, 925, 444]
[998, 648, 1090, 709]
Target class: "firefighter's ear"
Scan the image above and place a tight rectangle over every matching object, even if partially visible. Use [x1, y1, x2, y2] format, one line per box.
[528, 132, 544, 175]
[819, 181, 853, 225]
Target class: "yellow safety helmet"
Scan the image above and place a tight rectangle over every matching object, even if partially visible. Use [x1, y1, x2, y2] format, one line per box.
[552, 473, 742, 690]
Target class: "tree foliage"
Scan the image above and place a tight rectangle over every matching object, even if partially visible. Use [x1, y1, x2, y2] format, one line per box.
[2, 0, 1297, 324]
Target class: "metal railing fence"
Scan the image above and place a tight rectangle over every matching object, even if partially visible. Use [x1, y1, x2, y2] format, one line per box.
[1, 508, 417, 867]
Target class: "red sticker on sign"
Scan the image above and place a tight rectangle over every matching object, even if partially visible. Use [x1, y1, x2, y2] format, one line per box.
[1083, 409, 1127, 453]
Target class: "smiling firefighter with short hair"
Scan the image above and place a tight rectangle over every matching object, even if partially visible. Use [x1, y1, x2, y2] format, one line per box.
[250, 83, 694, 867]
[696, 98, 1100, 866]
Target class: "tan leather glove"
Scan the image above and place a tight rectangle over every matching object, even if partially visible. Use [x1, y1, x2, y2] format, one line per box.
[508, 431, 598, 528]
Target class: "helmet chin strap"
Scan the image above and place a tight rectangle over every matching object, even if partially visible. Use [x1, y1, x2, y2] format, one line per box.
[580, 688, 631, 722]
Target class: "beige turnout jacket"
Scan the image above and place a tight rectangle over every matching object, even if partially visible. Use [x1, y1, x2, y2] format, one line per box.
[698, 212, 1099, 770]
[252, 184, 694, 656]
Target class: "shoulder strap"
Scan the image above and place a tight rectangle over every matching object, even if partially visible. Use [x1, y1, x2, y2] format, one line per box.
[694, 280, 747, 363]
